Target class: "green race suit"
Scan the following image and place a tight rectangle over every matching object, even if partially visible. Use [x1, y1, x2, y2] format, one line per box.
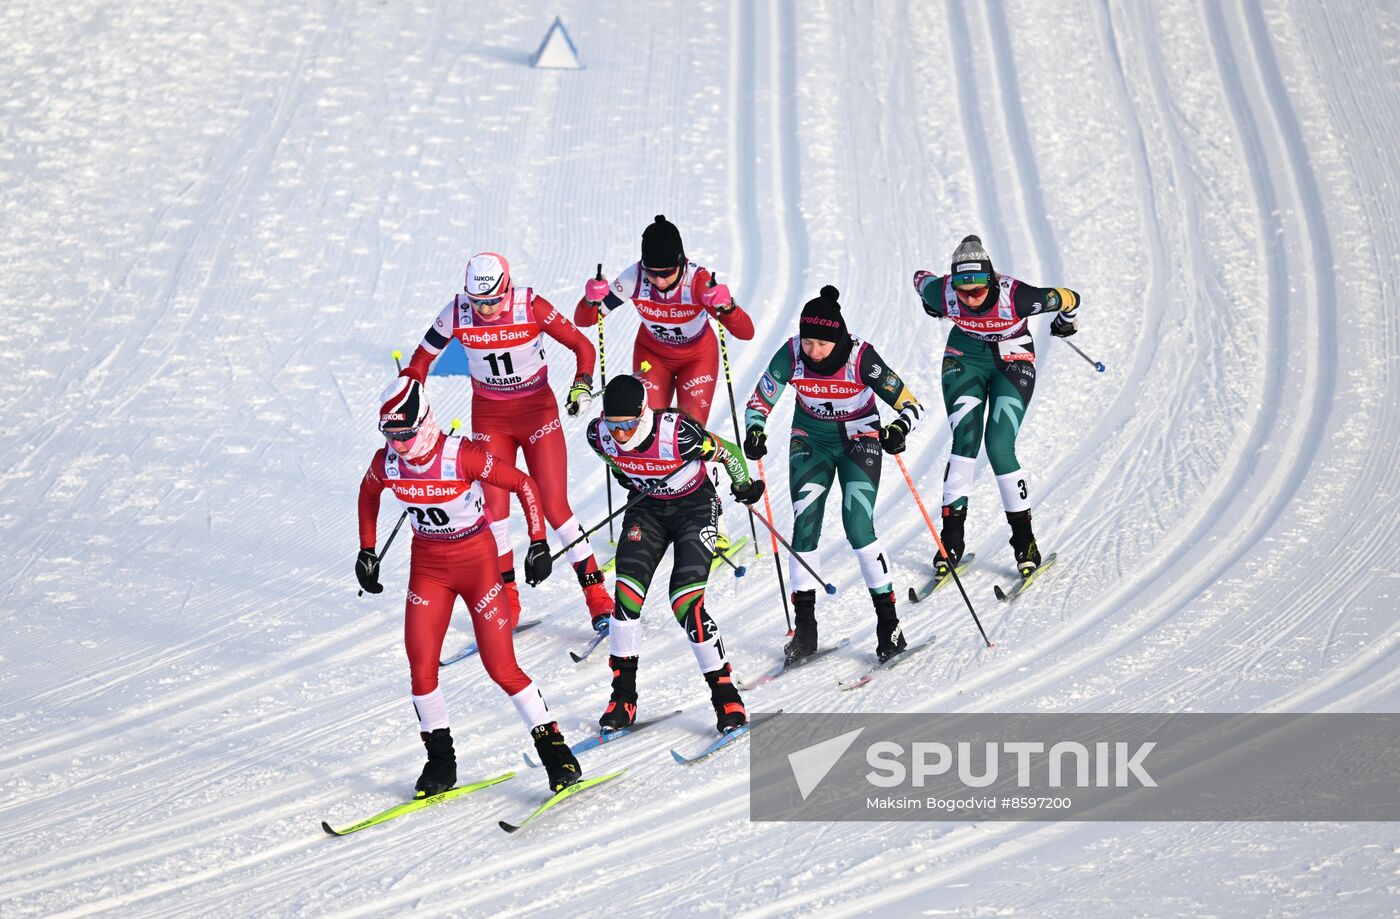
[917, 273, 1080, 513]
[745, 336, 922, 596]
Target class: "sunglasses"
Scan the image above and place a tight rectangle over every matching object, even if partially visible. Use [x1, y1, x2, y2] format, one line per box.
[954, 284, 989, 298]
[952, 271, 991, 289]
[466, 293, 505, 308]
[643, 264, 679, 279]
[383, 426, 420, 442]
[604, 416, 643, 434]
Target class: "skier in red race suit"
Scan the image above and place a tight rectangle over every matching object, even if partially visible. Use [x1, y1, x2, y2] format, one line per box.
[575, 215, 755, 547]
[402, 252, 612, 632]
[574, 215, 754, 423]
[355, 376, 581, 795]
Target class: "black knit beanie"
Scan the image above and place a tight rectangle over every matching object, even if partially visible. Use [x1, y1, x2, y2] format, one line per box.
[798, 285, 854, 374]
[603, 374, 648, 417]
[799, 285, 848, 343]
[641, 214, 685, 269]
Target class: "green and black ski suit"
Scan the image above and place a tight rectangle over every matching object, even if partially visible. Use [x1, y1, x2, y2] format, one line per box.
[745, 336, 922, 596]
[585, 410, 751, 675]
[916, 274, 1080, 514]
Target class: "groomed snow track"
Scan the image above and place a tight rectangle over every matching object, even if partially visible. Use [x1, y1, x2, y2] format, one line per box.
[0, 1, 1396, 915]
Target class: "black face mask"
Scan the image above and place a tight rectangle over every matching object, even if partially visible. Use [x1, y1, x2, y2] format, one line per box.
[800, 334, 853, 376]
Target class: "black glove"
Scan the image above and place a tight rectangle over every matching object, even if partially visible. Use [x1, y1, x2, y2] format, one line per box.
[743, 425, 767, 460]
[879, 417, 910, 455]
[355, 548, 383, 594]
[523, 539, 553, 586]
[731, 478, 765, 506]
[1051, 314, 1078, 338]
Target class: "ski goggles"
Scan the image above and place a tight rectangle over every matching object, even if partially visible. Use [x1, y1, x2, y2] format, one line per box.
[603, 416, 644, 434]
[952, 271, 991, 290]
[381, 425, 420, 442]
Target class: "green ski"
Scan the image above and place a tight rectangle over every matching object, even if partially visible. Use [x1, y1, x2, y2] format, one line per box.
[322, 772, 515, 836]
[498, 768, 627, 834]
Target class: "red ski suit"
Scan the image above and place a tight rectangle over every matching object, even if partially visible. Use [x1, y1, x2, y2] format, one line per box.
[358, 435, 546, 697]
[406, 290, 596, 572]
[574, 262, 753, 425]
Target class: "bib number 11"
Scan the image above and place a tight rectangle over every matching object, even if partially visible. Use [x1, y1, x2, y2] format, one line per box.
[483, 352, 515, 377]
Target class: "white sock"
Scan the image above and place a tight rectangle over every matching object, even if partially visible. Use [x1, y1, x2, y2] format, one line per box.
[509, 682, 551, 731]
[553, 515, 593, 567]
[995, 470, 1031, 513]
[943, 454, 977, 507]
[690, 637, 726, 674]
[788, 549, 821, 592]
[412, 688, 449, 733]
[609, 617, 642, 658]
[853, 539, 892, 592]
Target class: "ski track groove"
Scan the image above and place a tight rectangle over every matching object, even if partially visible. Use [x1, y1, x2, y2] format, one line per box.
[919, 0, 1338, 717]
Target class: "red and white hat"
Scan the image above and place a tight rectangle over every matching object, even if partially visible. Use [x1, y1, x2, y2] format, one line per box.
[377, 375, 440, 459]
[378, 376, 428, 432]
[464, 251, 511, 300]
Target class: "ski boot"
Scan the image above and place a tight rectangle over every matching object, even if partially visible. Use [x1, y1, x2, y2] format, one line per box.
[1007, 509, 1041, 579]
[783, 590, 819, 664]
[579, 569, 613, 632]
[501, 569, 522, 629]
[705, 663, 748, 733]
[530, 721, 582, 792]
[873, 591, 907, 663]
[415, 727, 457, 798]
[936, 506, 967, 577]
[598, 654, 639, 732]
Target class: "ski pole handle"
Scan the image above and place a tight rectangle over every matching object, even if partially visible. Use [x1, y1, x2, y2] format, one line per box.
[1063, 339, 1106, 373]
[358, 511, 407, 598]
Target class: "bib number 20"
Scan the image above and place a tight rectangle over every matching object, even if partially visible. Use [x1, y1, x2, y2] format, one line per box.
[408, 507, 450, 527]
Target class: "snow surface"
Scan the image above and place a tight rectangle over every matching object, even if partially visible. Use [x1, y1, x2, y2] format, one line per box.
[2, 0, 1398, 916]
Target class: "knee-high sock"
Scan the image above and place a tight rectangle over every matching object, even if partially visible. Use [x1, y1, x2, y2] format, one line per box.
[508, 681, 551, 731]
[853, 539, 892, 594]
[995, 470, 1031, 513]
[942, 454, 977, 508]
[412, 687, 449, 733]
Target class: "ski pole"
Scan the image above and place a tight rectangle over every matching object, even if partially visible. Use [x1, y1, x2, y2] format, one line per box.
[592, 263, 616, 543]
[757, 458, 793, 633]
[361, 349, 410, 597]
[745, 502, 837, 595]
[1062, 338, 1106, 373]
[713, 273, 760, 553]
[551, 463, 687, 563]
[893, 454, 992, 648]
[358, 510, 407, 598]
[712, 544, 747, 578]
